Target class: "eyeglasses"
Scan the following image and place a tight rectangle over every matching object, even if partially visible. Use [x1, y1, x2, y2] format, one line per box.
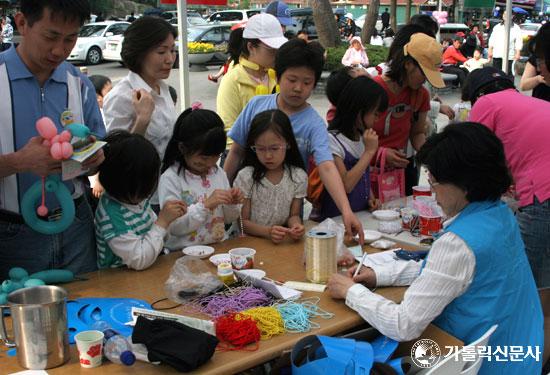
[250, 144, 287, 154]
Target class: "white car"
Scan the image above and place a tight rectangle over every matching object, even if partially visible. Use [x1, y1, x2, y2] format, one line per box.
[520, 23, 542, 42]
[68, 21, 130, 65]
[207, 9, 262, 25]
[355, 14, 383, 32]
[103, 34, 124, 63]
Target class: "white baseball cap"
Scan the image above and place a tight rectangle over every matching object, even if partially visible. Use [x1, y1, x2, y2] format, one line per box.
[243, 13, 288, 49]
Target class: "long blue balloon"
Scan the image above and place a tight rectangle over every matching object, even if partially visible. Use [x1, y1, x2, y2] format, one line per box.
[21, 176, 75, 235]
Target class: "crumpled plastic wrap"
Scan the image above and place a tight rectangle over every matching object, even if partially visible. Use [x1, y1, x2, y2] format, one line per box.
[165, 256, 223, 304]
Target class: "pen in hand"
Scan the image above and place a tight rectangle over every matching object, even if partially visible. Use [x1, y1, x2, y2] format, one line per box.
[353, 252, 368, 278]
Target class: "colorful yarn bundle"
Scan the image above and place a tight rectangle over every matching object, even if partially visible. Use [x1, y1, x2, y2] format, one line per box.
[187, 285, 273, 318]
[275, 298, 335, 333]
[215, 312, 261, 351]
[240, 307, 285, 340]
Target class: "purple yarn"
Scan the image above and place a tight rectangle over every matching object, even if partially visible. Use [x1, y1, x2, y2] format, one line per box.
[187, 286, 272, 318]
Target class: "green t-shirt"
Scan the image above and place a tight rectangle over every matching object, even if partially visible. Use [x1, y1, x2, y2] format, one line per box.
[94, 194, 155, 268]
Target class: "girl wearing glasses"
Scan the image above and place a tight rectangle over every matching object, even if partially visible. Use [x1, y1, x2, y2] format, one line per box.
[234, 110, 307, 244]
[158, 108, 243, 250]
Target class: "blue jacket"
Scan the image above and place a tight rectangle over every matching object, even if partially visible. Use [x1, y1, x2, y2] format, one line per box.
[434, 200, 543, 374]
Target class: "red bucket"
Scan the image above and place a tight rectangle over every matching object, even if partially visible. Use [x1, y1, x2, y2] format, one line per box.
[420, 215, 442, 236]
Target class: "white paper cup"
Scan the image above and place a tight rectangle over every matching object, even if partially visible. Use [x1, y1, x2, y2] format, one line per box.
[229, 247, 256, 270]
[75, 330, 104, 368]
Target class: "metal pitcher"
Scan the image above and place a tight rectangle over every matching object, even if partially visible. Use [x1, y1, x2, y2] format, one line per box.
[0, 285, 70, 369]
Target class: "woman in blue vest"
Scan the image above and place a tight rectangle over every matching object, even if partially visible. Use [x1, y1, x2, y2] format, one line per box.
[328, 123, 543, 374]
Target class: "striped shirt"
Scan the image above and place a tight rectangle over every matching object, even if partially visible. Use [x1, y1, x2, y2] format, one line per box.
[345, 216, 475, 342]
[95, 194, 160, 269]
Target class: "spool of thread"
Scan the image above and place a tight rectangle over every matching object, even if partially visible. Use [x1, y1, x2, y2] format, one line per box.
[304, 230, 337, 283]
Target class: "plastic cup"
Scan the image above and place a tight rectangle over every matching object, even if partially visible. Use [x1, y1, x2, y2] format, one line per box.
[75, 330, 104, 368]
[229, 247, 256, 270]
[419, 215, 442, 236]
[412, 186, 432, 199]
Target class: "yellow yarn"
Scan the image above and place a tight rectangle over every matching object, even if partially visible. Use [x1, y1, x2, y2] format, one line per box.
[239, 307, 285, 340]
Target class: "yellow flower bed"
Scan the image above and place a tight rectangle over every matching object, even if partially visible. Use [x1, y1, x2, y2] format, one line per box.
[188, 42, 215, 54]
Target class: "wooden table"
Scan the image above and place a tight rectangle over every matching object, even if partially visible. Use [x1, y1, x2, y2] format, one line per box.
[1, 235, 461, 374]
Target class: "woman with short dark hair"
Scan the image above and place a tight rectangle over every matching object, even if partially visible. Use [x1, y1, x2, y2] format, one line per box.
[328, 123, 543, 375]
[102, 16, 178, 207]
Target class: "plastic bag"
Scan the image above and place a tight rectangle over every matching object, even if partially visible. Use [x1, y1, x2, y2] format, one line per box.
[310, 218, 351, 259]
[165, 256, 223, 304]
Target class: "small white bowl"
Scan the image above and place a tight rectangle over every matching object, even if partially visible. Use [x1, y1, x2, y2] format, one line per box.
[182, 245, 215, 259]
[209, 253, 231, 266]
[372, 210, 400, 221]
[237, 269, 267, 280]
[363, 230, 382, 243]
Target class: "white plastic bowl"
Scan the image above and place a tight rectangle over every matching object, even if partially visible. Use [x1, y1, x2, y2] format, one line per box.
[363, 230, 382, 243]
[209, 253, 231, 266]
[182, 245, 215, 259]
[372, 210, 400, 221]
[238, 269, 266, 279]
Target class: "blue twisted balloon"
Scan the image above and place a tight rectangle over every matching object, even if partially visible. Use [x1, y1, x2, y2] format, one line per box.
[21, 175, 75, 235]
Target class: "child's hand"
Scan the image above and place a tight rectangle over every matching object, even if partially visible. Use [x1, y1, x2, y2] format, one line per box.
[439, 104, 455, 120]
[157, 200, 187, 229]
[204, 189, 232, 210]
[229, 187, 244, 204]
[289, 224, 305, 240]
[368, 196, 381, 211]
[362, 128, 379, 152]
[270, 225, 289, 244]
[92, 179, 104, 198]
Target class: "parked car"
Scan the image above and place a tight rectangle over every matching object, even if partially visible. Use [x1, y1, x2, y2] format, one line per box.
[286, 7, 361, 40]
[354, 14, 383, 32]
[395, 22, 469, 41]
[69, 21, 130, 65]
[520, 23, 542, 42]
[103, 34, 125, 64]
[103, 24, 231, 67]
[286, 8, 318, 39]
[207, 9, 262, 25]
[169, 17, 208, 27]
[162, 10, 204, 22]
[186, 24, 232, 64]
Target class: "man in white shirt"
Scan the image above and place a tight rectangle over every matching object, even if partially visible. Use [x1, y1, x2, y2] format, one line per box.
[488, 11, 522, 76]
